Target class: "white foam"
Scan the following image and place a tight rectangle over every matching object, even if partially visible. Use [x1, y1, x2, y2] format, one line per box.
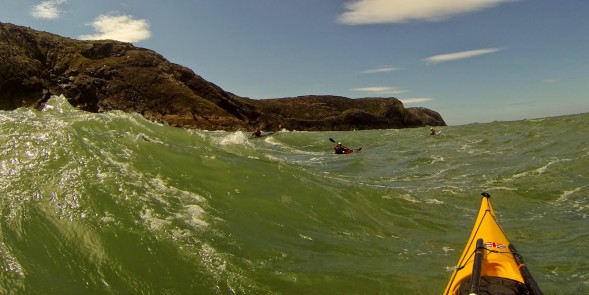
[442, 246, 455, 254]
[182, 204, 209, 228]
[398, 194, 420, 203]
[0, 242, 24, 277]
[556, 187, 583, 203]
[425, 199, 444, 205]
[299, 234, 313, 241]
[139, 208, 172, 231]
[218, 132, 249, 146]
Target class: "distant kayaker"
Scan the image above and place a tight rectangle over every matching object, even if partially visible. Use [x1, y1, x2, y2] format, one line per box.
[334, 142, 347, 154]
[430, 127, 437, 135]
[329, 138, 362, 154]
[251, 127, 262, 138]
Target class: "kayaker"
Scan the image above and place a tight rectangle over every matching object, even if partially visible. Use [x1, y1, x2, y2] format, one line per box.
[251, 127, 262, 138]
[334, 142, 348, 154]
[430, 127, 436, 135]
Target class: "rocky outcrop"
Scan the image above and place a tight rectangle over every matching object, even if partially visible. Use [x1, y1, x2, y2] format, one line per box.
[0, 22, 446, 131]
[247, 95, 444, 131]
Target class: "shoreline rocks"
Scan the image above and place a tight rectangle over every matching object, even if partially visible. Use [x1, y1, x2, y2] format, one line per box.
[0, 22, 446, 131]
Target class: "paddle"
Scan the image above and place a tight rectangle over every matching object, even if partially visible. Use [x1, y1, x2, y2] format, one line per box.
[469, 238, 485, 294]
[509, 244, 544, 295]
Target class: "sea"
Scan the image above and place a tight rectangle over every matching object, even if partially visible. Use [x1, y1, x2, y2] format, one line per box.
[0, 95, 587, 294]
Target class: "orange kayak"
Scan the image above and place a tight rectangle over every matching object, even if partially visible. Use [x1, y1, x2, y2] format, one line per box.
[443, 193, 543, 295]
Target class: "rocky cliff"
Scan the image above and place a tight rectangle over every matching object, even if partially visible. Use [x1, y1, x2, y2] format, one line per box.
[0, 22, 446, 131]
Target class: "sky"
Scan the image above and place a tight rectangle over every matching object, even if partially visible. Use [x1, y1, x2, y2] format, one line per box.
[1, 0, 588, 125]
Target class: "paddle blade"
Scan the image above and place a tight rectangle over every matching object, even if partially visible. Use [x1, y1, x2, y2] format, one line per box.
[329, 138, 336, 143]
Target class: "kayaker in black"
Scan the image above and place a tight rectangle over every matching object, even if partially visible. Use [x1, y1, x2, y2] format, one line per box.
[251, 127, 262, 138]
[329, 138, 361, 154]
[334, 142, 348, 154]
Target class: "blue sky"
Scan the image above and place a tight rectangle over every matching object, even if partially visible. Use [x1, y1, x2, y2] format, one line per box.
[2, 0, 588, 125]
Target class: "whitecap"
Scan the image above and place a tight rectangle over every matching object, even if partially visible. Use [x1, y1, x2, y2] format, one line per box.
[299, 234, 313, 241]
[442, 246, 454, 254]
[556, 187, 582, 203]
[398, 194, 420, 203]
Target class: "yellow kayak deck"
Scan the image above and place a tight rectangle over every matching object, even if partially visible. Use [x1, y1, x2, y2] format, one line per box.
[443, 193, 543, 295]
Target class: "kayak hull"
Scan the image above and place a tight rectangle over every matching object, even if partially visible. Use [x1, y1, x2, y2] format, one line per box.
[336, 147, 362, 154]
[443, 193, 543, 295]
[343, 147, 362, 154]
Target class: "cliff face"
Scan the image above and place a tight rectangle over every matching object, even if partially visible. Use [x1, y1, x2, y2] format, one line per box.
[0, 22, 446, 131]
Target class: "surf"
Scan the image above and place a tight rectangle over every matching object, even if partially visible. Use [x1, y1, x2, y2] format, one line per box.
[0, 96, 587, 294]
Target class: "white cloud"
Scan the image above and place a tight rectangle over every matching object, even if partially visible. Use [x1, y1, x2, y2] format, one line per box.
[400, 97, 433, 104]
[360, 66, 400, 74]
[31, 0, 68, 20]
[423, 48, 503, 64]
[79, 14, 151, 43]
[337, 0, 516, 25]
[351, 87, 408, 95]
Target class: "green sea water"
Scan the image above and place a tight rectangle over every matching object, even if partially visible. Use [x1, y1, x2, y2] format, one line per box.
[0, 95, 587, 294]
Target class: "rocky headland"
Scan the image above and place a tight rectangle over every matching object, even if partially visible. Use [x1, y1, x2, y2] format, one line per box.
[0, 22, 446, 131]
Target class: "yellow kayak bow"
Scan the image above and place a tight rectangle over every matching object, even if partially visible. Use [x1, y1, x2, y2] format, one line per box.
[443, 193, 543, 295]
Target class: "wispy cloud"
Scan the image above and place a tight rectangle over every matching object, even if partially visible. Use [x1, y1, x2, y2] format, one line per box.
[542, 78, 559, 84]
[423, 48, 504, 64]
[400, 98, 433, 104]
[337, 0, 516, 25]
[31, 0, 68, 20]
[351, 87, 408, 95]
[360, 66, 400, 74]
[79, 14, 151, 43]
